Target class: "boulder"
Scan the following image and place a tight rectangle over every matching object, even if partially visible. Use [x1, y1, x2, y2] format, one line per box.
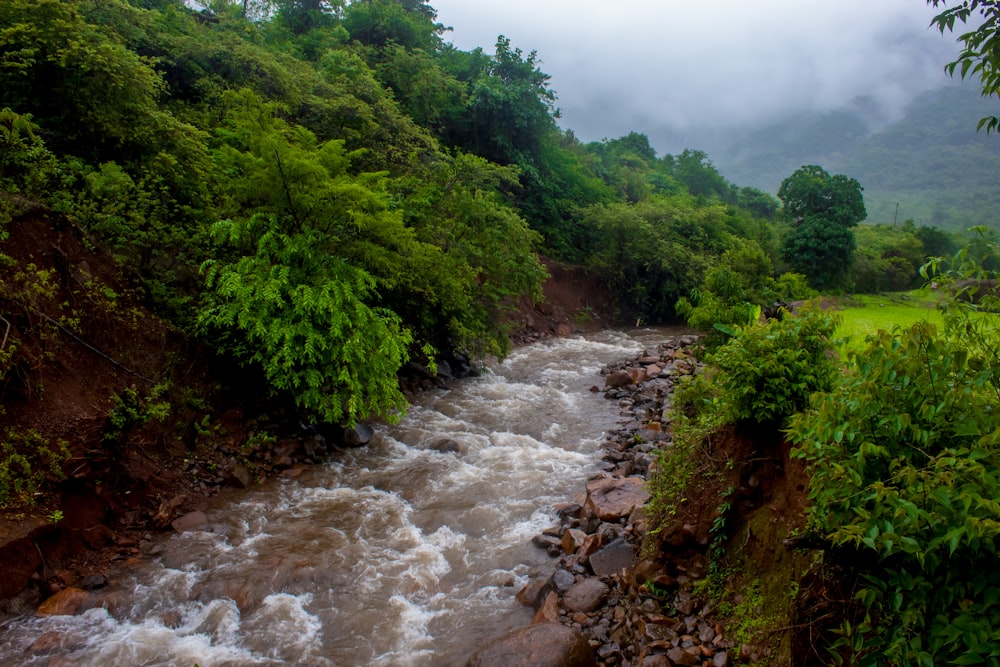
[428, 438, 462, 453]
[342, 423, 374, 448]
[584, 477, 649, 522]
[224, 463, 252, 489]
[37, 588, 86, 616]
[562, 578, 609, 613]
[604, 369, 633, 389]
[467, 622, 596, 667]
[517, 577, 555, 608]
[532, 591, 561, 624]
[171, 511, 208, 533]
[589, 539, 634, 577]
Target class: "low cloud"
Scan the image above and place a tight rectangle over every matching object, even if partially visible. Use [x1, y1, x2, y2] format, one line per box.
[433, 0, 962, 152]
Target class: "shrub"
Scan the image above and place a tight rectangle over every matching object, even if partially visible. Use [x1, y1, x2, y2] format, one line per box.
[709, 310, 840, 426]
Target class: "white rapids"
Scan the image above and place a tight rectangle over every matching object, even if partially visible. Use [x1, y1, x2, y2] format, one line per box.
[0, 329, 682, 667]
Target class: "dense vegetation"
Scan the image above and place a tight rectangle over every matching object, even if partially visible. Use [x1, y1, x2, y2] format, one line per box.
[0, 0, 987, 503]
[0, 0, 999, 662]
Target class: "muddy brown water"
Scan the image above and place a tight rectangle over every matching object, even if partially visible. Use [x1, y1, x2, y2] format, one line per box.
[0, 329, 684, 667]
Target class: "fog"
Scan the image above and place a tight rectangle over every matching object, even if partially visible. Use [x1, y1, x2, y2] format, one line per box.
[430, 0, 962, 155]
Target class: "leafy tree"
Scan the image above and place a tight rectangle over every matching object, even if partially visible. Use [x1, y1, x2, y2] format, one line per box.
[275, 0, 341, 36]
[929, 0, 1000, 132]
[777, 164, 866, 226]
[200, 90, 418, 425]
[850, 224, 925, 293]
[343, 0, 443, 52]
[669, 149, 734, 202]
[779, 165, 866, 290]
[584, 195, 735, 322]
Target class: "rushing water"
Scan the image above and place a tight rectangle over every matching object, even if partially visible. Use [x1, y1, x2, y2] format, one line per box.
[0, 329, 682, 667]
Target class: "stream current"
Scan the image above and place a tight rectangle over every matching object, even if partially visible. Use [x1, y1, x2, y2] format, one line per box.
[0, 329, 680, 666]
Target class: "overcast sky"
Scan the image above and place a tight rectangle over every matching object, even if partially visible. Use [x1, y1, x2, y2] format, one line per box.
[430, 0, 963, 154]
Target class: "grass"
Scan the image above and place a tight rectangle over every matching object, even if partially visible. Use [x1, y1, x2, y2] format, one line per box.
[833, 289, 997, 354]
[813, 289, 947, 354]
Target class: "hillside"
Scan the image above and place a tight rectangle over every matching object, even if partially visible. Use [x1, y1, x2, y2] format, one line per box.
[717, 83, 1000, 231]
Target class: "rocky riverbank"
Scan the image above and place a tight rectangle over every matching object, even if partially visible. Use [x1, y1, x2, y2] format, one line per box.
[470, 333, 752, 667]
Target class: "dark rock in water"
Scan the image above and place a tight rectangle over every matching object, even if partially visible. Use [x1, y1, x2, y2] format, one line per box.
[36, 588, 87, 616]
[171, 511, 208, 533]
[532, 534, 562, 551]
[589, 538, 634, 577]
[80, 574, 108, 591]
[562, 578, 609, 612]
[343, 423, 374, 447]
[466, 622, 596, 667]
[301, 434, 326, 460]
[428, 438, 462, 453]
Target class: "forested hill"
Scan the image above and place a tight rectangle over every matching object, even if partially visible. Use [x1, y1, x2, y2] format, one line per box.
[717, 83, 1000, 231]
[0, 0, 782, 435]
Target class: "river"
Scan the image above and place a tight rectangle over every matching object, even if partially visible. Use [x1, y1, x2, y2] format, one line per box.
[0, 328, 680, 667]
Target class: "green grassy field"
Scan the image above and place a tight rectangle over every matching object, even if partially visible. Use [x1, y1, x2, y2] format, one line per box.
[803, 290, 947, 354]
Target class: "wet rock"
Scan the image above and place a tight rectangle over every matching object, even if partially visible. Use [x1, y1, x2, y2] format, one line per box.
[555, 502, 583, 520]
[29, 631, 64, 654]
[563, 578, 609, 613]
[667, 647, 699, 666]
[589, 539, 634, 577]
[517, 577, 556, 608]
[280, 465, 306, 478]
[467, 622, 596, 667]
[561, 528, 586, 554]
[80, 574, 108, 591]
[605, 370, 633, 389]
[224, 463, 252, 489]
[584, 477, 649, 522]
[533, 591, 562, 624]
[36, 588, 86, 616]
[532, 534, 563, 551]
[342, 423, 374, 447]
[428, 438, 462, 453]
[552, 569, 576, 592]
[171, 511, 208, 533]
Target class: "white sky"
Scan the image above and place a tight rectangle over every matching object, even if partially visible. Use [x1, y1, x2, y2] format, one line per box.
[430, 1, 963, 153]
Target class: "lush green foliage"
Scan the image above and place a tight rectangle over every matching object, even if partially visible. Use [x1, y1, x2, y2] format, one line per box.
[709, 310, 840, 426]
[789, 235, 1000, 664]
[0, 429, 69, 508]
[929, 0, 1000, 133]
[0, 0, 813, 430]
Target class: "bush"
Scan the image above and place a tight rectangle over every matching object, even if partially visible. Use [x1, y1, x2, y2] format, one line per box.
[709, 310, 840, 426]
[789, 235, 1000, 664]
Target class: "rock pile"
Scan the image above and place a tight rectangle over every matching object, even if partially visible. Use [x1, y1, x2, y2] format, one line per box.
[486, 334, 743, 667]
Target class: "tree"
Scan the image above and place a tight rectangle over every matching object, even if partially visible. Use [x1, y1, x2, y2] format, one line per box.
[929, 0, 1000, 132]
[778, 165, 866, 290]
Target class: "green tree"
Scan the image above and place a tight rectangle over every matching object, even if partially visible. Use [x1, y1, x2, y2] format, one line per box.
[200, 90, 417, 425]
[929, 0, 1000, 132]
[779, 165, 866, 290]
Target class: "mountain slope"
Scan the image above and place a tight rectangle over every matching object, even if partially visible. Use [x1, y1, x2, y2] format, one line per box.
[716, 84, 1000, 231]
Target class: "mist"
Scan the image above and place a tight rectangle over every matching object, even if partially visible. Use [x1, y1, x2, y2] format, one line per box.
[431, 0, 963, 155]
